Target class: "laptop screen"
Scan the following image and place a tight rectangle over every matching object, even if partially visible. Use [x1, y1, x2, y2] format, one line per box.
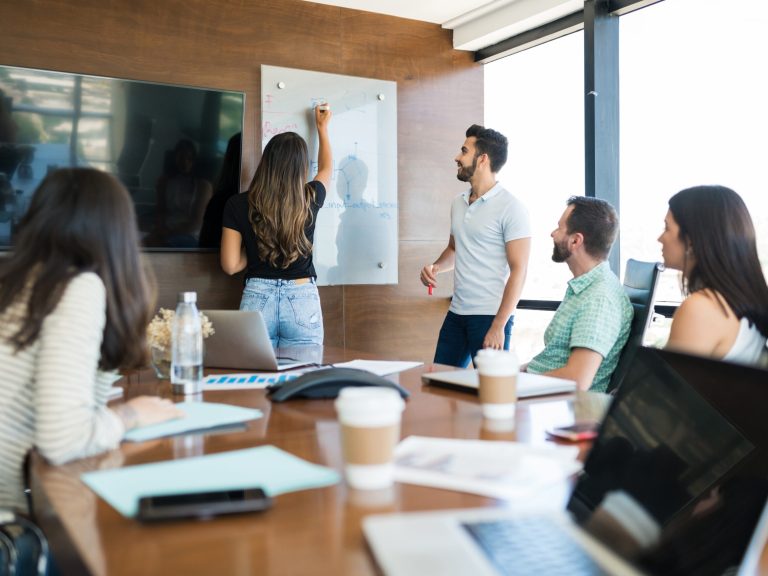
[567, 347, 768, 575]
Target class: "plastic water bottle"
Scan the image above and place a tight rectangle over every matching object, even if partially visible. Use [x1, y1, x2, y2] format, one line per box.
[171, 291, 203, 395]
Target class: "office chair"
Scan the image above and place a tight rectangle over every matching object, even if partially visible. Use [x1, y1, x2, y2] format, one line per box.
[606, 259, 664, 394]
[0, 509, 49, 576]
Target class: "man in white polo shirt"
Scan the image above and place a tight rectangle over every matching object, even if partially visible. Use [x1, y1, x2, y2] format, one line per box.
[420, 124, 531, 367]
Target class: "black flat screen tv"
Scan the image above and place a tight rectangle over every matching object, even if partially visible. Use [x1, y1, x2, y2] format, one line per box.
[0, 64, 245, 251]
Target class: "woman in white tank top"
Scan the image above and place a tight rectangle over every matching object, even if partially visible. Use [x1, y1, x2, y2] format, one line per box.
[658, 185, 768, 363]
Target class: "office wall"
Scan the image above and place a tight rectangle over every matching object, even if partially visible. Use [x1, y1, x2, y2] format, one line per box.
[0, 0, 482, 361]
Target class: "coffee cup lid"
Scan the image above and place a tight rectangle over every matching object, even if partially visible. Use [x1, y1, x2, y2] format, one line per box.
[474, 349, 519, 374]
[335, 387, 404, 425]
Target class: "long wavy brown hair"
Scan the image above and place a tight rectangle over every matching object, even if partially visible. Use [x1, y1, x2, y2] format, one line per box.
[0, 168, 156, 370]
[247, 132, 315, 268]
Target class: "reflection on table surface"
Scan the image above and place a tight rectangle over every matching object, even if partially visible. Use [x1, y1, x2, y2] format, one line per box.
[32, 346, 764, 576]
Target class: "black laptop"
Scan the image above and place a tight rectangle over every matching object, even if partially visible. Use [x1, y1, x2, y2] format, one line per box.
[364, 347, 768, 576]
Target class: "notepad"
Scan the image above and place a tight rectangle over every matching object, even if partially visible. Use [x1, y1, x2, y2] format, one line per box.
[123, 401, 262, 442]
[81, 445, 340, 517]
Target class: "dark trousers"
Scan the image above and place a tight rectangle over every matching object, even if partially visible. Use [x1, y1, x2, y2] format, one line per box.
[433, 311, 514, 368]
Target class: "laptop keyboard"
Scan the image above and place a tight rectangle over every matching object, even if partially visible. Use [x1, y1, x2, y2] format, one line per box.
[462, 517, 609, 576]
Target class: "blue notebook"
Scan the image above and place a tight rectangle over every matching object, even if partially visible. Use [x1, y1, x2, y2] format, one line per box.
[123, 401, 262, 442]
[81, 445, 340, 517]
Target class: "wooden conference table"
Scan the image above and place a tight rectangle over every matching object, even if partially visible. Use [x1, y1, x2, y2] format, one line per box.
[29, 346, 768, 576]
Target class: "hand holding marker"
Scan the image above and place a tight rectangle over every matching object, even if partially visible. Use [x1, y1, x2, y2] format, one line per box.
[420, 263, 437, 296]
[315, 103, 331, 128]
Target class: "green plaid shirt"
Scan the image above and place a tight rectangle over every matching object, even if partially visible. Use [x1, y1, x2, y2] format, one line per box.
[527, 261, 633, 392]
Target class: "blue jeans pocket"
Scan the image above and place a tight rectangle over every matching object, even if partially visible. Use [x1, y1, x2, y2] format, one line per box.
[287, 290, 322, 328]
[240, 285, 270, 312]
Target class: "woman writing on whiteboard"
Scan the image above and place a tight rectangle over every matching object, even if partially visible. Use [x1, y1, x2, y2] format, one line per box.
[658, 185, 768, 363]
[221, 104, 332, 346]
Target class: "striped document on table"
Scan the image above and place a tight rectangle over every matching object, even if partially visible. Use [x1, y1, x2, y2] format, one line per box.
[203, 372, 303, 390]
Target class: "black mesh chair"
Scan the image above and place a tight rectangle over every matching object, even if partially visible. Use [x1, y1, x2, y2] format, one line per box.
[606, 259, 664, 393]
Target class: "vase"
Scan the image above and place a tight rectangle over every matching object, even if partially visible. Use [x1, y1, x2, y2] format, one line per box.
[151, 347, 172, 379]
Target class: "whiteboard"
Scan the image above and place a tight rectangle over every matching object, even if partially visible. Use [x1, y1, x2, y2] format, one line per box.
[261, 65, 398, 286]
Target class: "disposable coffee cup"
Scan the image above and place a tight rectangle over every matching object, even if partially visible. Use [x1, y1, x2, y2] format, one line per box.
[335, 387, 405, 490]
[474, 349, 519, 420]
[347, 486, 397, 509]
[480, 417, 517, 441]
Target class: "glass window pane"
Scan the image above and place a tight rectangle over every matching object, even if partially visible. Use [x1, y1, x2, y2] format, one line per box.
[485, 32, 585, 300]
[510, 309, 556, 363]
[620, 0, 768, 304]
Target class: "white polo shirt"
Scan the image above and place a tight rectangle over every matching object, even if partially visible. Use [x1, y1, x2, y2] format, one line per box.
[449, 183, 530, 316]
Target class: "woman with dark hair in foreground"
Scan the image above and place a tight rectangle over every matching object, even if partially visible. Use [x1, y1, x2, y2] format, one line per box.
[0, 168, 182, 512]
[658, 185, 768, 362]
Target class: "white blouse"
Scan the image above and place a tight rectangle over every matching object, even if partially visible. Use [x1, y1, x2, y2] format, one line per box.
[722, 316, 767, 365]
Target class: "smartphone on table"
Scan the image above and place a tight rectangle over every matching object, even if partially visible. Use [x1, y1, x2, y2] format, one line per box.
[137, 487, 272, 522]
[546, 421, 600, 442]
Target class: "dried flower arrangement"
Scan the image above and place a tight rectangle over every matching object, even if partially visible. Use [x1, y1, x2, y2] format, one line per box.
[147, 308, 215, 352]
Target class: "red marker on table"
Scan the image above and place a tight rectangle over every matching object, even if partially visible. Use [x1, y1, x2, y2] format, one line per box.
[428, 285, 433, 296]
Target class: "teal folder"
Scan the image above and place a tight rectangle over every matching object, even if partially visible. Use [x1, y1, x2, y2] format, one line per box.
[81, 445, 340, 517]
[123, 401, 262, 442]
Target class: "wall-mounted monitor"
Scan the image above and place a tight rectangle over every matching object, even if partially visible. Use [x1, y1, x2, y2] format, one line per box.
[0, 64, 245, 251]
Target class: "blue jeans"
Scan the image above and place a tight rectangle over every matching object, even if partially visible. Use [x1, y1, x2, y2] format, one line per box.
[240, 278, 324, 347]
[434, 311, 514, 368]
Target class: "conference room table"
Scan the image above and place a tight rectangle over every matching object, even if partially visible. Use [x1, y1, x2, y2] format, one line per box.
[29, 346, 768, 576]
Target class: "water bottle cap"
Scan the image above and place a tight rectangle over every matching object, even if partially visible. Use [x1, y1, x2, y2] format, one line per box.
[178, 291, 197, 303]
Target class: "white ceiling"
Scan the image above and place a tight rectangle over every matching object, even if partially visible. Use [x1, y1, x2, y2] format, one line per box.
[304, 0, 500, 25]
[303, 0, 583, 50]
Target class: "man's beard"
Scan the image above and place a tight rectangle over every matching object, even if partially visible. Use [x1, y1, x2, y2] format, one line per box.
[551, 238, 571, 263]
[456, 156, 478, 182]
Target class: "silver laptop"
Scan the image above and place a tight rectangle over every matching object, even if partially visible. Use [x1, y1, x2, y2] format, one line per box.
[422, 369, 576, 399]
[366, 347, 768, 576]
[203, 310, 308, 371]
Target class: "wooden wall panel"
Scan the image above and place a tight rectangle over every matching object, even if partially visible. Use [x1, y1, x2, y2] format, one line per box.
[344, 241, 454, 362]
[0, 0, 482, 358]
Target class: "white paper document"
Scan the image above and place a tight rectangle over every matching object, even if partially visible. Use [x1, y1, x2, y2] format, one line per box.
[394, 436, 582, 501]
[202, 371, 304, 390]
[332, 359, 423, 376]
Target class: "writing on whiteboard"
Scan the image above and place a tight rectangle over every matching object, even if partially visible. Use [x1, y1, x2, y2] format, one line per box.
[262, 120, 300, 139]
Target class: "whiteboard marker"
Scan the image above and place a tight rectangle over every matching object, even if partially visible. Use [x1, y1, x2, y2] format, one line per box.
[428, 285, 433, 296]
[318, 105, 329, 111]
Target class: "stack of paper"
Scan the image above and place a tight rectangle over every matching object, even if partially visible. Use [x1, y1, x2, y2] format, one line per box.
[393, 436, 581, 501]
[332, 359, 423, 376]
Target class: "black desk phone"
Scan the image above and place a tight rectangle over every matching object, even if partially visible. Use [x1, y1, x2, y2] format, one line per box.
[267, 367, 409, 402]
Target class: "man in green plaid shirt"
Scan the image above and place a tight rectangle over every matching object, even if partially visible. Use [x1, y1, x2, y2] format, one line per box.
[526, 196, 632, 392]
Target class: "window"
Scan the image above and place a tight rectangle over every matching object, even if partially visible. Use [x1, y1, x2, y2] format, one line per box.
[485, 31, 584, 359]
[620, 0, 768, 305]
[485, 30, 585, 302]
